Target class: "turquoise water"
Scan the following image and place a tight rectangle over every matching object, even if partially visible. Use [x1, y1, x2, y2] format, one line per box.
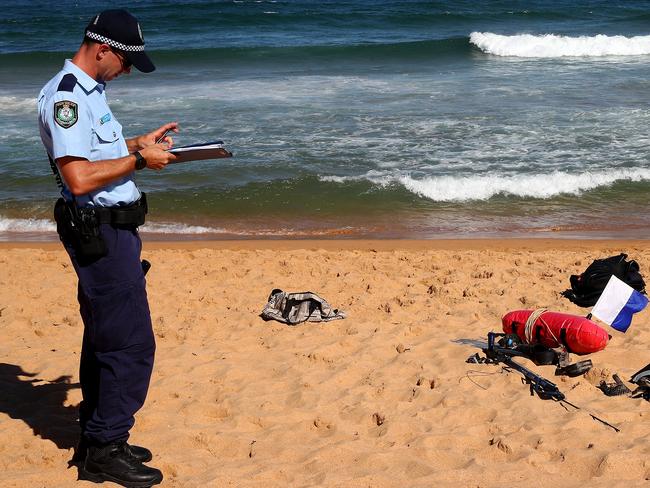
[1, 1, 650, 239]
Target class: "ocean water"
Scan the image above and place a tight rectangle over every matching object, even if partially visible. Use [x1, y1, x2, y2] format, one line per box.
[1, 0, 650, 240]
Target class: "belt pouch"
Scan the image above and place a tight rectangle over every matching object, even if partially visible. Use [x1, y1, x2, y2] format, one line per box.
[111, 205, 146, 227]
[54, 199, 107, 260]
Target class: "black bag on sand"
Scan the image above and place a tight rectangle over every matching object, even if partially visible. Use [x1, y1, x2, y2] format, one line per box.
[563, 253, 646, 307]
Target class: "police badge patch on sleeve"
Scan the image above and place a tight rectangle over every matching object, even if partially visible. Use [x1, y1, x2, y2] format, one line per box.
[54, 100, 78, 128]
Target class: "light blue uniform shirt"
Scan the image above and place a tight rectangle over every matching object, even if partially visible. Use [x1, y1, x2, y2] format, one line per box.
[38, 59, 140, 207]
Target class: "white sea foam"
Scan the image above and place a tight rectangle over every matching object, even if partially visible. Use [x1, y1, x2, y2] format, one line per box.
[0, 217, 56, 233]
[403, 168, 650, 201]
[470, 32, 650, 58]
[141, 222, 226, 234]
[320, 167, 650, 202]
[0, 217, 225, 236]
[0, 95, 37, 113]
[109, 76, 395, 108]
[321, 170, 393, 186]
[0, 217, 357, 239]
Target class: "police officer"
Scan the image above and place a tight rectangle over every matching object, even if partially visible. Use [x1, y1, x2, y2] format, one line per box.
[37, 9, 176, 487]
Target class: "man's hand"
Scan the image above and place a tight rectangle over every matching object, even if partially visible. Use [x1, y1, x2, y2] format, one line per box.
[129, 122, 179, 151]
[139, 144, 178, 170]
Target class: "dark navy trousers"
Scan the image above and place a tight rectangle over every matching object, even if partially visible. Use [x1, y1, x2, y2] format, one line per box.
[63, 224, 155, 445]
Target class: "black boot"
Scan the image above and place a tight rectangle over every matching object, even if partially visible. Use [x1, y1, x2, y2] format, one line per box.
[125, 443, 153, 463]
[73, 436, 153, 464]
[81, 441, 163, 487]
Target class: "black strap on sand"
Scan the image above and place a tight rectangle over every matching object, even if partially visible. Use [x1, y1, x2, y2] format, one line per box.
[559, 328, 571, 352]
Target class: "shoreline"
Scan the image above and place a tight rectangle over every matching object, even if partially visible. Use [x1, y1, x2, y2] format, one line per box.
[0, 237, 649, 251]
[2, 209, 650, 244]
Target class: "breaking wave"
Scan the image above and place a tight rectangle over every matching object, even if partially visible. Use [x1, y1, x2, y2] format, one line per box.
[322, 167, 650, 202]
[469, 32, 650, 58]
[0, 217, 55, 233]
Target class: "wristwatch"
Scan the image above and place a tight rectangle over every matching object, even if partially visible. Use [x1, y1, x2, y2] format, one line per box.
[133, 151, 147, 170]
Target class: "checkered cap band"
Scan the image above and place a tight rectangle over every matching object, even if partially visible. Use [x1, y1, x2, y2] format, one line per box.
[85, 31, 145, 52]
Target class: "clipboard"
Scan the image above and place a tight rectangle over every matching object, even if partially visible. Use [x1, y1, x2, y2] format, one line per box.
[167, 140, 233, 163]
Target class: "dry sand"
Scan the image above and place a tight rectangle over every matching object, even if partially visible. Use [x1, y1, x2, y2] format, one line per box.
[0, 239, 648, 487]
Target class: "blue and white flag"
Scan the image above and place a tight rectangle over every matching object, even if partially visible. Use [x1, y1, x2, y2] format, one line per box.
[591, 275, 648, 332]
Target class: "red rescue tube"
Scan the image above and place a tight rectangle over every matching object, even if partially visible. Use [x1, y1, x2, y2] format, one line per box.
[502, 310, 609, 355]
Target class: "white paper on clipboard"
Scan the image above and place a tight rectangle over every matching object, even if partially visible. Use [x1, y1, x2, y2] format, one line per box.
[167, 140, 233, 163]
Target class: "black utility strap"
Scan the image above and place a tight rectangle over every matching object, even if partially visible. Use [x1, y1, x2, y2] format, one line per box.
[48, 155, 66, 198]
[559, 328, 572, 353]
[49, 72, 77, 199]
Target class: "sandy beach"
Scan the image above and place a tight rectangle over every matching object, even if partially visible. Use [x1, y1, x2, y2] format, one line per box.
[0, 239, 648, 487]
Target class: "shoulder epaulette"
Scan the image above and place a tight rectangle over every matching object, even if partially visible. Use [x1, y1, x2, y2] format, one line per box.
[57, 73, 77, 93]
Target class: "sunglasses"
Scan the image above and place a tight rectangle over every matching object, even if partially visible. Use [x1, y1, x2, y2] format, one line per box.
[111, 48, 132, 70]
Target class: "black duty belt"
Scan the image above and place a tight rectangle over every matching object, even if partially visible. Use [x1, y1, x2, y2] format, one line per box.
[90, 193, 148, 226]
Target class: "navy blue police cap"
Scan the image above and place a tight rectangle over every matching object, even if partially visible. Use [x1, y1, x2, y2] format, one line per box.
[85, 9, 155, 73]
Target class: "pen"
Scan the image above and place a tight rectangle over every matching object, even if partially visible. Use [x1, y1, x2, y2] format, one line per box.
[155, 128, 172, 144]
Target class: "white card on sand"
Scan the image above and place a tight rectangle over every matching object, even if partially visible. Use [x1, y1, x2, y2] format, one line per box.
[167, 141, 233, 163]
